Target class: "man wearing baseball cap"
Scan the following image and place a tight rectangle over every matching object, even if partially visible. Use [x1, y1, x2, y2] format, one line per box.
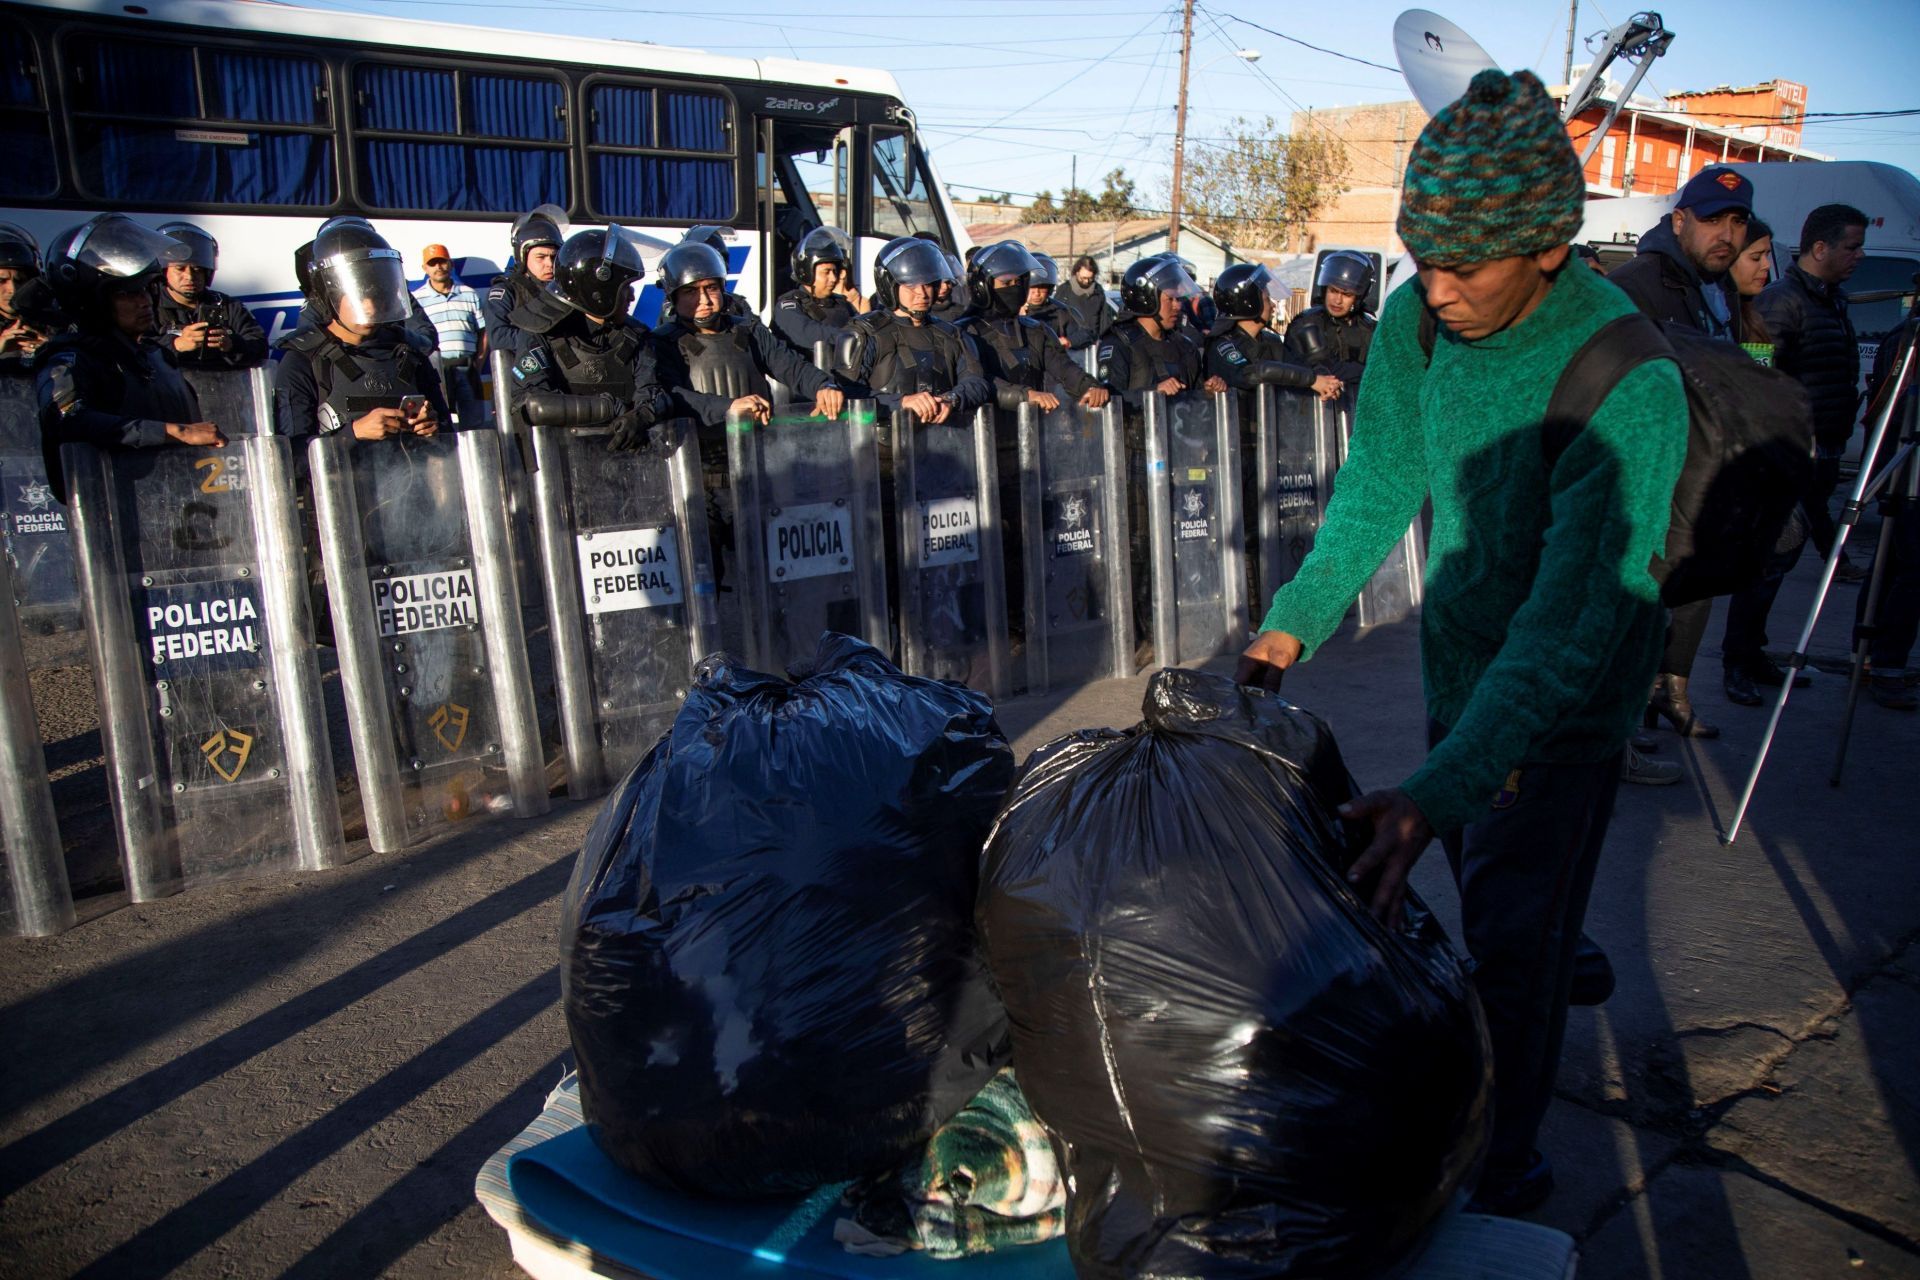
[413, 243, 488, 426]
[1237, 69, 1690, 1214]
[1609, 165, 1753, 339]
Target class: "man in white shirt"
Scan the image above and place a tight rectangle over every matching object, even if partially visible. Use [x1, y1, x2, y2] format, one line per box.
[413, 243, 488, 426]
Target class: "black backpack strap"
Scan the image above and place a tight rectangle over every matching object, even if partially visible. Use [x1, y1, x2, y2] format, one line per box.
[1540, 313, 1674, 466]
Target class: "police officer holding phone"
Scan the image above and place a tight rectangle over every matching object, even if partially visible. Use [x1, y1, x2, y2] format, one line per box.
[772, 225, 868, 359]
[151, 221, 268, 370]
[274, 218, 445, 444]
[35, 215, 227, 500]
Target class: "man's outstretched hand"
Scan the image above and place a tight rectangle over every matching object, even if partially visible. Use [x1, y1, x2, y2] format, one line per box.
[1234, 629, 1303, 692]
[1340, 788, 1434, 931]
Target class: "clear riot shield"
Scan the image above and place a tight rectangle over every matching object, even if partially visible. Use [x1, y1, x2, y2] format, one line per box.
[0, 541, 69, 935]
[1016, 400, 1132, 693]
[727, 401, 888, 674]
[1333, 397, 1427, 628]
[488, 348, 544, 600]
[0, 376, 82, 648]
[530, 422, 719, 798]
[892, 407, 1010, 696]
[63, 369, 344, 901]
[310, 429, 548, 852]
[1142, 390, 1248, 667]
[1253, 385, 1339, 608]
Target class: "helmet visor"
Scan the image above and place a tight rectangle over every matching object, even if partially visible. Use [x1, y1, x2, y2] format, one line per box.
[1030, 253, 1060, 288]
[70, 216, 190, 281]
[321, 246, 410, 327]
[975, 240, 1040, 281]
[600, 223, 652, 276]
[513, 203, 571, 251]
[160, 225, 218, 271]
[797, 225, 852, 263]
[0, 222, 38, 273]
[882, 239, 954, 287]
[1141, 257, 1199, 300]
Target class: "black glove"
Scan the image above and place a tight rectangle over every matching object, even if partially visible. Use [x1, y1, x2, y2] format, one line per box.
[607, 409, 678, 456]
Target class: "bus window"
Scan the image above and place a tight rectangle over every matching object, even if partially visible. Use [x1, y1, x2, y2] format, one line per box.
[0, 19, 54, 198]
[66, 38, 332, 203]
[353, 62, 567, 214]
[65, 34, 334, 207]
[869, 128, 941, 242]
[586, 82, 734, 222]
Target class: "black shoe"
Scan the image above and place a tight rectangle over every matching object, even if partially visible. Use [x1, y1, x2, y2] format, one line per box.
[1870, 675, 1919, 711]
[1467, 1150, 1555, 1216]
[1569, 933, 1616, 1006]
[1744, 658, 1810, 690]
[1723, 667, 1765, 706]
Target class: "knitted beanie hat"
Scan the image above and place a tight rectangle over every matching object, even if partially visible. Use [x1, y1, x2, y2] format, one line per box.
[1397, 68, 1586, 264]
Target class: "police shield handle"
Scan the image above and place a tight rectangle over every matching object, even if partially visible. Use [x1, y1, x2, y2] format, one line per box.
[1235, 628, 1302, 693]
[165, 421, 225, 447]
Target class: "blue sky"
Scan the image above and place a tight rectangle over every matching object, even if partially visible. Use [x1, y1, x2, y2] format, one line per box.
[311, 0, 1918, 207]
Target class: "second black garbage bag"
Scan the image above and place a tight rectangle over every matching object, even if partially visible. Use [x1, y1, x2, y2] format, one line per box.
[563, 633, 1015, 1198]
[979, 669, 1491, 1278]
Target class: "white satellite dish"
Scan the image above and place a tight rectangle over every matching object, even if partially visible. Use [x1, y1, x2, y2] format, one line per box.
[1393, 9, 1499, 116]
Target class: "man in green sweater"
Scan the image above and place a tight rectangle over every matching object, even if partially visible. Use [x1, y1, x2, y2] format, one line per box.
[1237, 69, 1688, 1214]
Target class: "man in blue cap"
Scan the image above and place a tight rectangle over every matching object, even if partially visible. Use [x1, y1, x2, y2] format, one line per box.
[1608, 165, 1753, 339]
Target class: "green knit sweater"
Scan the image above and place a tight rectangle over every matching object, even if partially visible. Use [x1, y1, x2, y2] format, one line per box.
[1262, 263, 1688, 832]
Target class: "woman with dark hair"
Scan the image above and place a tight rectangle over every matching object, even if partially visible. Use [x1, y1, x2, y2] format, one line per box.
[1725, 215, 1776, 361]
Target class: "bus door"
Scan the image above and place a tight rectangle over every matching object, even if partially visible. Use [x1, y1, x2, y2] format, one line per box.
[755, 112, 856, 307]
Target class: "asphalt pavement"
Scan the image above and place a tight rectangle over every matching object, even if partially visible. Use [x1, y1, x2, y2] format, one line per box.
[1, 555, 1916, 1278]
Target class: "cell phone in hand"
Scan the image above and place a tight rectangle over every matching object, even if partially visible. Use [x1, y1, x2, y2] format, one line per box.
[399, 394, 428, 418]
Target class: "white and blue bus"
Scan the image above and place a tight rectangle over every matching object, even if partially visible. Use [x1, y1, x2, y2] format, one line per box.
[0, 0, 968, 344]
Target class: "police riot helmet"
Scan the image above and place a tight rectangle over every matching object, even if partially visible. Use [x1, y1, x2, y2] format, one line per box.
[658, 241, 728, 296]
[966, 240, 1040, 318]
[510, 203, 569, 261]
[550, 224, 649, 318]
[308, 216, 410, 328]
[874, 237, 954, 313]
[46, 214, 190, 316]
[1030, 252, 1061, 290]
[156, 221, 219, 273]
[1315, 250, 1374, 301]
[1118, 254, 1198, 318]
[1212, 263, 1276, 322]
[791, 225, 851, 289]
[0, 222, 42, 276]
[683, 225, 734, 259]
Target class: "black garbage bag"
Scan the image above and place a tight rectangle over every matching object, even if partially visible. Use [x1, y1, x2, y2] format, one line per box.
[562, 633, 1015, 1198]
[978, 669, 1490, 1278]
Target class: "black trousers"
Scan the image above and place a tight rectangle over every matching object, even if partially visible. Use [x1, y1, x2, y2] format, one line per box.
[1429, 721, 1624, 1170]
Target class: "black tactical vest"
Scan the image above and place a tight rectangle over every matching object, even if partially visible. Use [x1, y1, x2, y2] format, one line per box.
[966, 315, 1041, 390]
[286, 328, 431, 420]
[658, 318, 768, 402]
[546, 323, 646, 401]
[863, 315, 964, 397]
[1110, 321, 1196, 389]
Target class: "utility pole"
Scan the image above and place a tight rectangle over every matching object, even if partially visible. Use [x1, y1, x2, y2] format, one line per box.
[1069, 154, 1078, 257]
[1168, 0, 1195, 255]
[1562, 0, 1578, 86]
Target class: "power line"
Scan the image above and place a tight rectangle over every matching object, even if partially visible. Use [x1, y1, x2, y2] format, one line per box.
[1202, 5, 1400, 75]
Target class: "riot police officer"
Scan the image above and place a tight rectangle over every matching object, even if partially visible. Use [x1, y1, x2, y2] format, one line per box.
[287, 223, 441, 353]
[771, 225, 868, 360]
[652, 241, 842, 430]
[485, 203, 568, 359]
[1282, 250, 1375, 386]
[34, 215, 225, 500]
[959, 241, 1108, 414]
[507, 225, 669, 454]
[274, 217, 445, 444]
[1097, 256, 1226, 406]
[1018, 252, 1087, 349]
[655, 226, 753, 327]
[839, 238, 991, 421]
[927, 240, 970, 324]
[0, 223, 56, 375]
[1205, 264, 1341, 404]
[151, 221, 268, 371]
